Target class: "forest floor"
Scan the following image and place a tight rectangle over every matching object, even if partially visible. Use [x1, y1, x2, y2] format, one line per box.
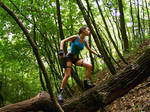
[94, 39, 150, 112]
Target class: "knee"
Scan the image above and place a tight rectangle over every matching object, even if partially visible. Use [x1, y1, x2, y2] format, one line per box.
[87, 64, 92, 70]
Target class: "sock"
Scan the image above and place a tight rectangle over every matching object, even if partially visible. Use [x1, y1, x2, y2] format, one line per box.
[60, 88, 64, 93]
[84, 78, 89, 81]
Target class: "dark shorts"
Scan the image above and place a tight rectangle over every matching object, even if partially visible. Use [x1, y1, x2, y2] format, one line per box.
[66, 52, 80, 64]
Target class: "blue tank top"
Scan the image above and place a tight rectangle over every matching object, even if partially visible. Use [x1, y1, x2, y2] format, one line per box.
[70, 36, 85, 55]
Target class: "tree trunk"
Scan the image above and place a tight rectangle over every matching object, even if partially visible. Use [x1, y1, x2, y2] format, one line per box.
[142, 0, 145, 38]
[145, 0, 150, 34]
[129, 0, 136, 39]
[56, 0, 67, 53]
[1, 48, 150, 112]
[56, 0, 64, 40]
[39, 69, 46, 91]
[137, 0, 142, 38]
[118, 0, 129, 52]
[71, 68, 84, 90]
[0, 91, 56, 112]
[89, 35, 95, 71]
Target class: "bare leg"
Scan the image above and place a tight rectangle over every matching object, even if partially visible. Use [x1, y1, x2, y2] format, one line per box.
[60, 61, 72, 89]
[75, 59, 92, 79]
[75, 59, 95, 90]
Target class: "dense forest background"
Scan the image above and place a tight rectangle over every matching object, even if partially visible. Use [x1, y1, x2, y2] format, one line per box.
[0, 0, 149, 109]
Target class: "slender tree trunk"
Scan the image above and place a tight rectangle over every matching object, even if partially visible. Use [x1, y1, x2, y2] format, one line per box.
[114, 9, 122, 43]
[137, 0, 143, 39]
[99, 26, 112, 55]
[31, 0, 37, 44]
[107, 5, 123, 50]
[0, 2, 64, 112]
[96, 0, 128, 65]
[106, 12, 119, 48]
[142, 0, 145, 38]
[0, 81, 4, 107]
[84, 1, 95, 71]
[76, 0, 116, 75]
[89, 35, 95, 71]
[71, 69, 84, 90]
[129, 0, 136, 39]
[56, 0, 67, 53]
[39, 69, 46, 91]
[69, 1, 74, 35]
[118, 0, 129, 52]
[145, 0, 150, 34]
[56, 0, 64, 39]
[126, 24, 132, 44]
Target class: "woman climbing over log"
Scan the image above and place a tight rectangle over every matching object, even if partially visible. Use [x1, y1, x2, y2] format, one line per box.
[58, 26, 103, 102]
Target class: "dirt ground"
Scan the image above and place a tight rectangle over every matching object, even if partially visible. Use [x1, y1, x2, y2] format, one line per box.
[96, 39, 150, 112]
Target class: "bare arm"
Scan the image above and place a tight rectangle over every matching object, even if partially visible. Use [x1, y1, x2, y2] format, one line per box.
[60, 35, 77, 50]
[85, 40, 98, 56]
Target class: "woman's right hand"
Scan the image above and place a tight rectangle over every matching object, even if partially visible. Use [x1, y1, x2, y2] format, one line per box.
[58, 50, 64, 57]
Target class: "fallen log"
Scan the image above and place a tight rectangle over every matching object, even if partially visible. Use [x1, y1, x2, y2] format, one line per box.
[1, 48, 150, 112]
[0, 91, 56, 112]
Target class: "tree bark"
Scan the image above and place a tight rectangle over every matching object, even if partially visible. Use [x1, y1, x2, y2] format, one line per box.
[129, 0, 136, 39]
[142, 0, 145, 38]
[1, 48, 150, 112]
[0, 91, 55, 112]
[137, 0, 142, 38]
[56, 0, 67, 56]
[118, 0, 129, 52]
[56, 0, 65, 40]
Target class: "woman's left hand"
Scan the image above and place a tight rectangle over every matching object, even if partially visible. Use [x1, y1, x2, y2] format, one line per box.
[97, 54, 104, 58]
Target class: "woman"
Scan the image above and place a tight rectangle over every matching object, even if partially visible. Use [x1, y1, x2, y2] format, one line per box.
[58, 26, 103, 102]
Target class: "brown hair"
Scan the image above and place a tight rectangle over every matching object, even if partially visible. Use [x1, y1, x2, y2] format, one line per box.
[78, 26, 88, 35]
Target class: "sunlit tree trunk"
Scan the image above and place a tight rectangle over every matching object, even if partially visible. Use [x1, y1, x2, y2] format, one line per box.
[136, 0, 143, 39]
[39, 69, 46, 91]
[129, 0, 136, 39]
[106, 12, 119, 47]
[142, 0, 145, 38]
[114, 9, 122, 43]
